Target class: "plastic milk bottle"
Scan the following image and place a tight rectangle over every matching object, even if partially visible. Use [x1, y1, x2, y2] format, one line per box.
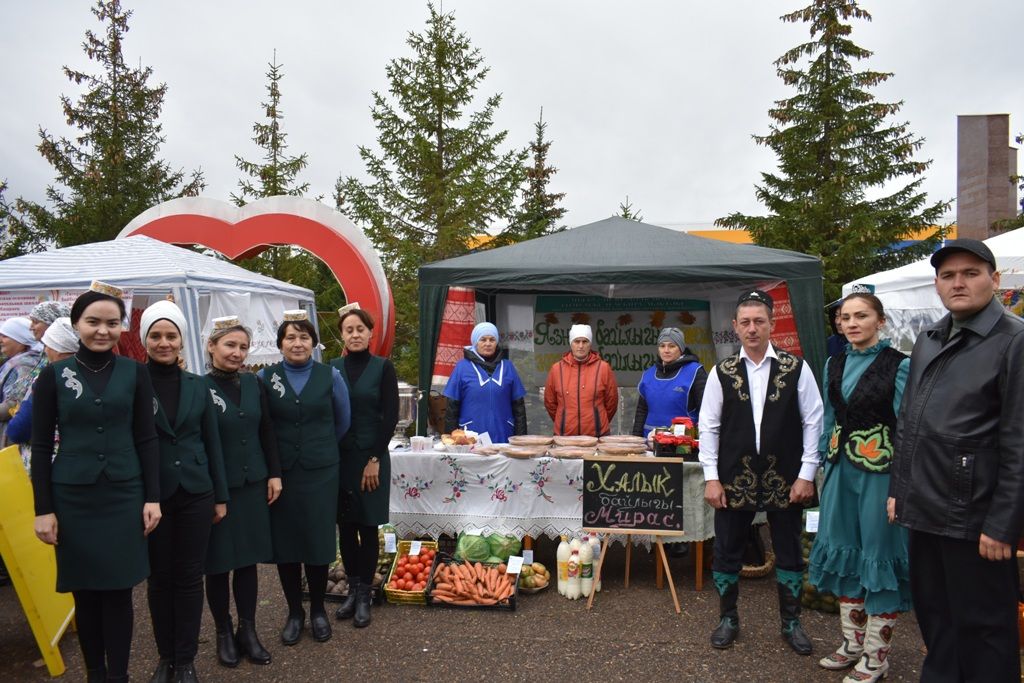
[579, 536, 594, 596]
[566, 549, 582, 600]
[556, 535, 570, 596]
[589, 535, 602, 592]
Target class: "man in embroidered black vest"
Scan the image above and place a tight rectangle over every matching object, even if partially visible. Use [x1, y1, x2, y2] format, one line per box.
[887, 239, 1024, 682]
[699, 289, 823, 654]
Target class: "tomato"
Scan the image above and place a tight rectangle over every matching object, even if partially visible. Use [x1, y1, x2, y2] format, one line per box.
[388, 581, 397, 589]
[415, 572, 425, 582]
[426, 549, 435, 560]
[403, 572, 414, 582]
[397, 556, 408, 567]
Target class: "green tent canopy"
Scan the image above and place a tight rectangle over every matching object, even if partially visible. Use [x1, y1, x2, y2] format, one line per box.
[418, 217, 825, 431]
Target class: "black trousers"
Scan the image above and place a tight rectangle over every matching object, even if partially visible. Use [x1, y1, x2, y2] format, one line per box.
[712, 507, 804, 575]
[147, 487, 214, 665]
[910, 530, 1020, 683]
[73, 588, 134, 678]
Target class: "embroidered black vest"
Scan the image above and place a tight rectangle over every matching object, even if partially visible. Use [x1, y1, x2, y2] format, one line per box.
[717, 350, 804, 511]
[825, 346, 904, 474]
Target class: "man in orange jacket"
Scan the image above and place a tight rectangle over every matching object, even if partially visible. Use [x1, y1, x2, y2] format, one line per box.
[544, 324, 619, 436]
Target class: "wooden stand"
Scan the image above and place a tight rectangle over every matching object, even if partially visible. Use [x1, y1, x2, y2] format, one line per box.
[586, 533, 681, 614]
[655, 540, 706, 591]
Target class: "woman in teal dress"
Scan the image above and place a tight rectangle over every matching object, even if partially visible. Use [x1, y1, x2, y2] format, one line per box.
[258, 310, 350, 646]
[809, 293, 911, 683]
[204, 315, 282, 668]
[31, 283, 162, 683]
[329, 307, 398, 629]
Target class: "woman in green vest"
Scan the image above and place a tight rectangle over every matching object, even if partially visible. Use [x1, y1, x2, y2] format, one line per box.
[258, 310, 350, 646]
[330, 306, 398, 628]
[31, 283, 162, 683]
[203, 315, 282, 668]
[141, 300, 230, 683]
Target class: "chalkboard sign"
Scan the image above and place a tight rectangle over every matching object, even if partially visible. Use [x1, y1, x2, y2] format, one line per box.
[582, 455, 685, 535]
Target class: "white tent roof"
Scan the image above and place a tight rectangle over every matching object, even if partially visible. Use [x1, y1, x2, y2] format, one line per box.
[0, 235, 314, 299]
[842, 227, 1024, 351]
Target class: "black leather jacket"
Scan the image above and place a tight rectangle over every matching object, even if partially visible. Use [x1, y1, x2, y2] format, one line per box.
[889, 297, 1024, 544]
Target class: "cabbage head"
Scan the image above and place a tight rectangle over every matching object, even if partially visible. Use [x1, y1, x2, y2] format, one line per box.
[454, 533, 492, 562]
[486, 533, 522, 561]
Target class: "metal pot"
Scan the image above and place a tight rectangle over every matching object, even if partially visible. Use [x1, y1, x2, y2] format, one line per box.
[395, 381, 419, 440]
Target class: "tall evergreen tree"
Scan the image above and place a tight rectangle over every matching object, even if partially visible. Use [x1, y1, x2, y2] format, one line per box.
[497, 108, 566, 245]
[18, 0, 203, 247]
[716, 0, 949, 300]
[0, 180, 47, 259]
[616, 196, 643, 222]
[337, 3, 526, 380]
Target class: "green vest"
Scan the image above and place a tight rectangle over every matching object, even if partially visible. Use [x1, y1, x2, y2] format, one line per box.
[331, 355, 384, 453]
[205, 373, 268, 488]
[264, 362, 338, 471]
[51, 356, 142, 484]
[154, 370, 228, 501]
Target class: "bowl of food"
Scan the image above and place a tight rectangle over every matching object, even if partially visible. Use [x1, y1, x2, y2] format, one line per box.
[441, 429, 478, 453]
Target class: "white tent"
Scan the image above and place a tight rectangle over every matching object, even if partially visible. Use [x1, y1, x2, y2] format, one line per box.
[843, 227, 1024, 351]
[0, 236, 316, 370]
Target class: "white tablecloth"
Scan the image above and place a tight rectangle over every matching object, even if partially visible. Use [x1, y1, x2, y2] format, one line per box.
[388, 452, 715, 544]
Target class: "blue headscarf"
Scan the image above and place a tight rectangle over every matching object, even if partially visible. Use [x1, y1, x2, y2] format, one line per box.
[470, 322, 499, 348]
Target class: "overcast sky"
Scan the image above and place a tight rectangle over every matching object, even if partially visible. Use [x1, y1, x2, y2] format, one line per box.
[2, 1, 1022, 231]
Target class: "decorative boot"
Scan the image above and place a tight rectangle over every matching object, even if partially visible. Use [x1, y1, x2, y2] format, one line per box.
[844, 613, 896, 682]
[235, 617, 272, 665]
[334, 578, 360, 620]
[353, 581, 372, 628]
[215, 615, 240, 668]
[149, 659, 174, 683]
[710, 571, 740, 649]
[819, 599, 867, 670]
[776, 568, 813, 655]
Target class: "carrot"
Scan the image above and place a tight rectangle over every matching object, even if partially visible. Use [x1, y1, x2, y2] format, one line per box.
[452, 599, 477, 605]
[474, 562, 483, 581]
[434, 582, 454, 592]
[453, 576, 465, 595]
[477, 597, 497, 606]
[432, 593, 454, 603]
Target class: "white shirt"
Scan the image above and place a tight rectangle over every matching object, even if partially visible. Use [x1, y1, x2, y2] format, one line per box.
[698, 344, 823, 483]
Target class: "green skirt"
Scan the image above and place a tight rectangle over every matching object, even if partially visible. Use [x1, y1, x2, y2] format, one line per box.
[339, 446, 390, 527]
[270, 462, 339, 565]
[52, 475, 149, 592]
[206, 479, 273, 575]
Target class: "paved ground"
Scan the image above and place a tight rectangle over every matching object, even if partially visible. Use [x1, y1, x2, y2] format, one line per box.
[1, 537, 928, 682]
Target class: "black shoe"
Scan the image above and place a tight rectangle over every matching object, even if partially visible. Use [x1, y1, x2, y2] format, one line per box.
[280, 610, 304, 646]
[781, 621, 813, 655]
[353, 583, 372, 628]
[310, 611, 332, 642]
[710, 617, 740, 649]
[149, 659, 174, 683]
[334, 579, 359, 620]
[173, 661, 199, 683]
[235, 617, 272, 665]
[215, 617, 239, 668]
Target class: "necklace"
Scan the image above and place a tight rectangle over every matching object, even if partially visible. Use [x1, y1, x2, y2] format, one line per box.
[75, 354, 112, 374]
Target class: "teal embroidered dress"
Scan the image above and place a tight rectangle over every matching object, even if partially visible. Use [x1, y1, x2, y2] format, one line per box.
[809, 340, 912, 614]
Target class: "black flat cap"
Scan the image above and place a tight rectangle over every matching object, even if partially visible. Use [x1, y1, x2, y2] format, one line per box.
[930, 239, 997, 271]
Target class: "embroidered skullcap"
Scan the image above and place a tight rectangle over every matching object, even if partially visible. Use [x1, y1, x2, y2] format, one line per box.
[89, 280, 124, 298]
[337, 302, 361, 317]
[212, 315, 241, 331]
[283, 309, 308, 322]
[736, 289, 774, 311]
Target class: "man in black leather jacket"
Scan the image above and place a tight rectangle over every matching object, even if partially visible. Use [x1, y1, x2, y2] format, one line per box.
[887, 239, 1024, 683]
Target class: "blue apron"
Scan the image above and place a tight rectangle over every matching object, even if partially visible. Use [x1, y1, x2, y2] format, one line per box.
[443, 357, 525, 443]
[638, 362, 701, 432]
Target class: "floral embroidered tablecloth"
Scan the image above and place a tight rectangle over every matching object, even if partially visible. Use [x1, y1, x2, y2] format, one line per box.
[388, 452, 714, 544]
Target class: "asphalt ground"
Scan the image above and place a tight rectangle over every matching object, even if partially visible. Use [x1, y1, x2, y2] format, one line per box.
[0, 536, 929, 682]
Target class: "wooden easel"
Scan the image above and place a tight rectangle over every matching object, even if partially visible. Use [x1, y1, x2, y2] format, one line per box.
[585, 530, 683, 614]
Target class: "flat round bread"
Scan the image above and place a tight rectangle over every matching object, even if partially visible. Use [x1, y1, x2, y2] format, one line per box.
[597, 444, 647, 456]
[502, 446, 548, 459]
[553, 435, 598, 447]
[471, 445, 501, 455]
[547, 446, 596, 459]
[599, 435, 647, 445]
[508, 435, 554, 446]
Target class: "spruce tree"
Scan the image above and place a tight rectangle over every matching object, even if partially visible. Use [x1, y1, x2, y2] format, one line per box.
[716, 0, 949, 300]
[19, 0, 203, 247]
[617, 196, 643, 222]
[0, 181, 47, 258]
[497, 108, 566, 245]
[337, 3, 526, 380]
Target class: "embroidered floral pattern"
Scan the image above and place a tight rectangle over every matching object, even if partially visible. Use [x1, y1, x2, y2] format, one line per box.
[209, 388, 227, 413]
[529, 460, 554, 503]
[760, 455, 791, 508]
[270, 372, 285, 398]
[392, 473, 432, 499]
[844, 424, 893, 472]
[724, 456, 758, 508]
[724, 454, 791, 509]
[440, 453, 493, 503]
[61, 367, 83, 399]
[488, 476, 523, 502]
[718, 356, 749, 401]
[767, 352, 799, 403]
[565, 472, 584, 501]
[827, 424, 842, 463]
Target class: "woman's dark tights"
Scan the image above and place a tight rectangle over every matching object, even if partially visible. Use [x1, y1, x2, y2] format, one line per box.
[205, 564, 258, 627]
[338, 520, 380, 583]
[73, 588, 133, 679]
[277, 563, 328, 617]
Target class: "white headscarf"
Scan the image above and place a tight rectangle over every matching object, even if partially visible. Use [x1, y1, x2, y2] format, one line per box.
[41, 317, 79, 354]
[139, 300, 188, 345]
[0, 317, 42, 351]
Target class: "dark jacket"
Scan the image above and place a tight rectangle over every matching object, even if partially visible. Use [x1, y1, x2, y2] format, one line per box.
[889, 297, 1024, 545]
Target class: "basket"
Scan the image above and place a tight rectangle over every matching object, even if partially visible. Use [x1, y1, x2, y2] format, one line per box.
[383, 539, 439, 606]
[425, 554, 518, 611]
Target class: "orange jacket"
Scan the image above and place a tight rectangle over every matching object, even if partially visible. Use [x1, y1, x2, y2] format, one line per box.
[544, 351, 619, 436]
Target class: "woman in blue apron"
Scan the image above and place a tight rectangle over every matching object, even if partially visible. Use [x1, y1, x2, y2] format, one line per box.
[631, 327, 707, 436]
[31, 282, 162, 683]
[443, 322, 527, 443]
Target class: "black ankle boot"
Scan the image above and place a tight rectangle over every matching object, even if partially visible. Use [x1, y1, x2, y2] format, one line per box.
[215, 616, 240, 668]
[280, 609, 304, 646]
[353, 582, 372, 628]
[236, 617, 272, 665]
[149, 659, 174, 683]
[777, 579, 813, 655]
[173, 660, 199, 683]
[710, 573, 740, 649]
[335, 578, 360, 620]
